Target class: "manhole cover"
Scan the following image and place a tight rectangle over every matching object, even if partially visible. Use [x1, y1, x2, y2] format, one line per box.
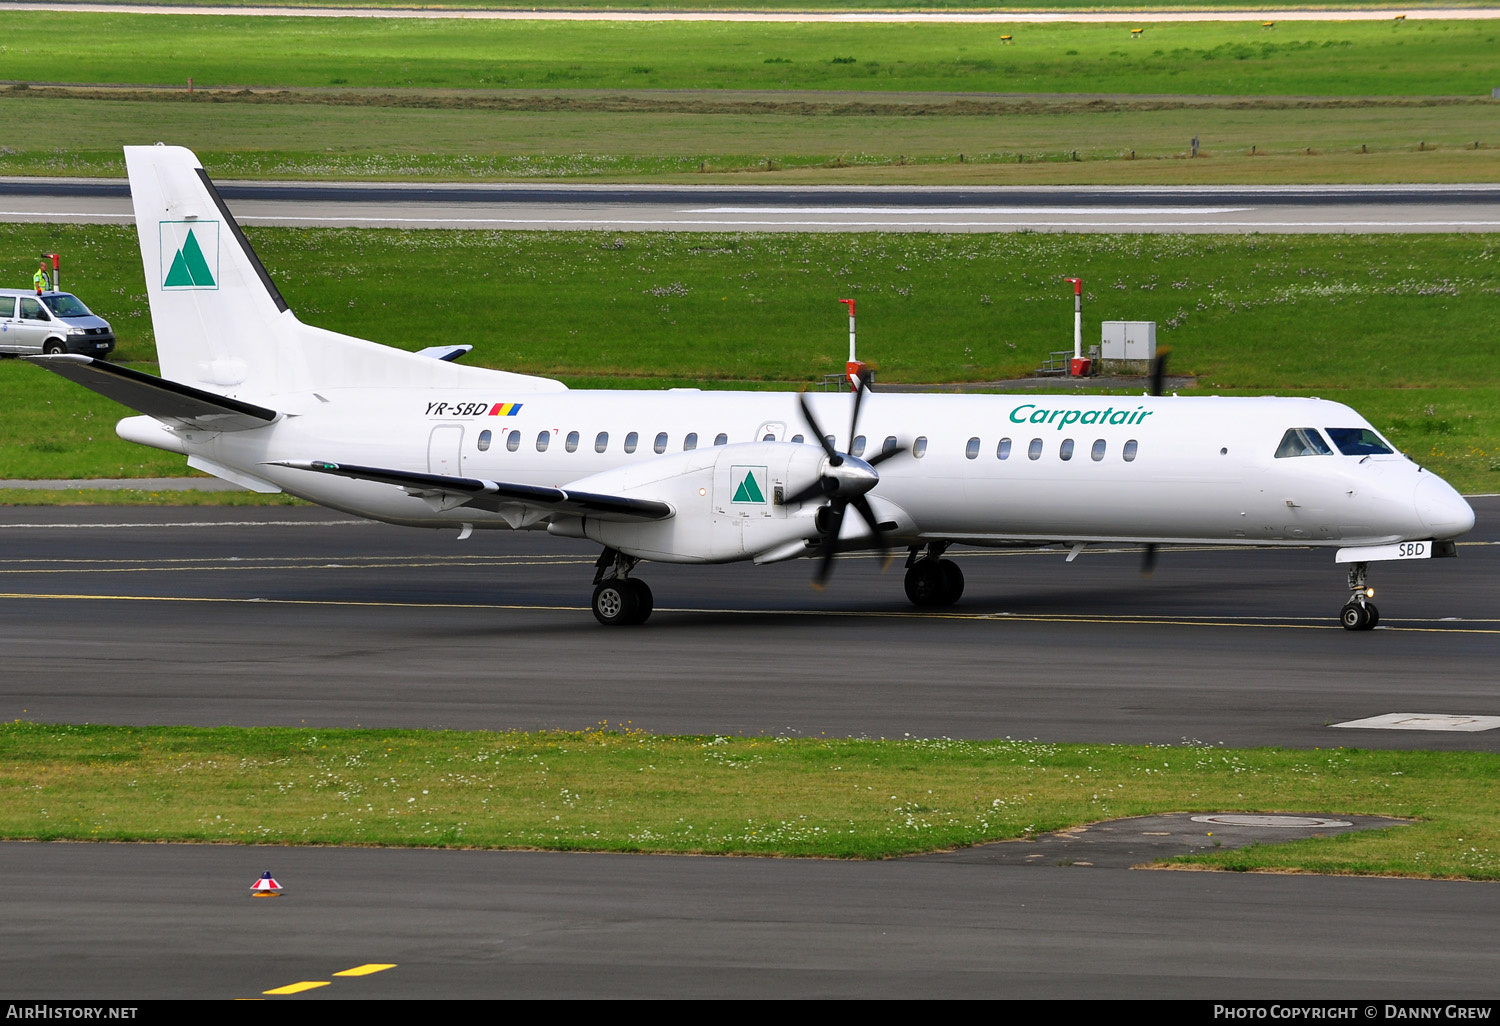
[1190, 815, 1352, 829]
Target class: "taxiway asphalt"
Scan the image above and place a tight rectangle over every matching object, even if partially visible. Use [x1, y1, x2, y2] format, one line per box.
[3, 499, 1497, 998]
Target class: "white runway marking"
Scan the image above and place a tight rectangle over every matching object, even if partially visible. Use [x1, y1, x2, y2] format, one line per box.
[1332, 713, 1500, 732]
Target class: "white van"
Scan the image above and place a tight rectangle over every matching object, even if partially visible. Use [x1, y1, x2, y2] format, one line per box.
[0, 289, 116, 357]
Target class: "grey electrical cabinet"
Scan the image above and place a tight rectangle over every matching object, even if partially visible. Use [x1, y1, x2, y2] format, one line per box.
[1101, 320, 1156, 362]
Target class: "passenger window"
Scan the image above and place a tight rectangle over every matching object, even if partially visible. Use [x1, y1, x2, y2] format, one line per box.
[536, 431, 550, 453]
[1059, 438, 1074, 461]
[1324, 427, 1394, 456]
[997, 437, 1012, 460]
[791, 434, 805, 445]
[965, 437, 980, 460]
[595, 431, 609, 453]
[762, 433, 776, 442]
[1091, 439, 1106, 461]
[1123, 439, 1139, 462]
[19, 298, 46, 320]
[1275, 427, 1333, 458]
[913, 436, 928, 459]
[654, 432, 668, 454]
[852, 435, 867, 457]
[565, 431, 580, 453]
[882, 436, 897, 458]
[714, 433, 728, 446]
[506, 430, 520, 453]
[684, 432, 698, 450]
[477, 429, 492, 452]
[0, 297, 14, 318]
[624, 431, 639, 454]
[1028, 438, 1042, 460]
[824, 434, 836, 450]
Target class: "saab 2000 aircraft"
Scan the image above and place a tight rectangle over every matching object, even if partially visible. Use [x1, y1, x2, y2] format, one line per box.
[28, 145, 1476, 627]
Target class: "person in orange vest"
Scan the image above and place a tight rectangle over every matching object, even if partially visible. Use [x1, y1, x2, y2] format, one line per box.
[33, 260, 50, 294]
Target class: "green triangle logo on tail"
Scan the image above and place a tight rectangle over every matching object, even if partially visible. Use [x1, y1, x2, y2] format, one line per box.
[731, 466, 767, 504]
[160, 221, 220, 290]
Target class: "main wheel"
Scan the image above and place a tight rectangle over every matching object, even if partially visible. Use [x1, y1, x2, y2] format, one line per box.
[904, 561, 946, 607]
[1364, 604, 1380, 630]
[936, 559, 965, 606]
[626, 579, 654, 625]
[592, 581, 639, 626]
[42, 340, 65, 356]
[1340, 602, 1370, 631]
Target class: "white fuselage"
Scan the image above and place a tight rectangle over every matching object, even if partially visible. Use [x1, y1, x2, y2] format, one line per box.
[130, 385, 1475, 563]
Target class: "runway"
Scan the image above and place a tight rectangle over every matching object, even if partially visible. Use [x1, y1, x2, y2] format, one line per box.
[7, 179, 1500, 232]
[3, 500, 1498, 997]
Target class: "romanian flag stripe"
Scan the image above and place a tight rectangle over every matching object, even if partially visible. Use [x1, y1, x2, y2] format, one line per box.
[490, 403, 523, 416]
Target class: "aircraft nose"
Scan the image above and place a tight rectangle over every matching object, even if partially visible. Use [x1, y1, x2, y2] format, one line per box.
[1414, 474, 1475, 538]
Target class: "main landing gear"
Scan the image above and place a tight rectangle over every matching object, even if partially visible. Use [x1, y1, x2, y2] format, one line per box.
[592, 548, 653, 626]
[1339, 561, 1379, 631]
[904, 544, 964, 608]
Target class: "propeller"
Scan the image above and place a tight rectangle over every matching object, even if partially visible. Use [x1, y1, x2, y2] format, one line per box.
[1141, 346, 1171, 576]
[790, 375, 904, 587]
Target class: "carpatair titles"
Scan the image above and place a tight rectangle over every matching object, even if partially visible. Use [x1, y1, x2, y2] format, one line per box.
[1008, 403, 1155, 430]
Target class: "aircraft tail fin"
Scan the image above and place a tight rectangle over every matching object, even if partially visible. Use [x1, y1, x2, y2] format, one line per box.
[124, 145, 564, 401]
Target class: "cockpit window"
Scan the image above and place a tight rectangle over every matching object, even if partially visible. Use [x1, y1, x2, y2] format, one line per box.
[1324, 427, 1394, 456]
[1275, 427, 1333, 458]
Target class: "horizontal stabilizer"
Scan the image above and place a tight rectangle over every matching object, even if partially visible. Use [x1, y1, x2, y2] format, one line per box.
[271, 460, 674, 522]
[26, 355, 279, 431]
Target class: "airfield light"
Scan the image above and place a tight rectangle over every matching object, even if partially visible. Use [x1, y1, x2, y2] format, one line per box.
[1063, 277, 1090, 377]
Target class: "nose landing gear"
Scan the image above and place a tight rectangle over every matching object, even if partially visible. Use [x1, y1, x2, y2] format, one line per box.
[592, 548, 653, 626]
[1339, 561, 1379, 631]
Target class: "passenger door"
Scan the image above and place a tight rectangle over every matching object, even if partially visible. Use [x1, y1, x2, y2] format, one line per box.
[15, 296, 53, 353]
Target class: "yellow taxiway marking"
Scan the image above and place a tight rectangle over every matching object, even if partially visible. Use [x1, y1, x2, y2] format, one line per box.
[263, 981, 331, 995]
[1, 590, 1498, 633]
[334, 963, 397, 977]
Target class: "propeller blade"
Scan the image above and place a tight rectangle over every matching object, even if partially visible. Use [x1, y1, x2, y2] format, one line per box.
[1141, 542, 1158, 576]
[783, 476, 834, 507]
[846, 370, 868, 443]
[848, 494, 892, 569]
[867, 443, 907, 467]
[1148, 347, 1171, 397]
[797, 392, 842, 466]
[811, 501, 847, 589]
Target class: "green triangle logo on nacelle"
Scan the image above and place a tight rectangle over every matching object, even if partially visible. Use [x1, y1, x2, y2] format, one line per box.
[731, 466, 768, 504]
[160, 221, 220, 290]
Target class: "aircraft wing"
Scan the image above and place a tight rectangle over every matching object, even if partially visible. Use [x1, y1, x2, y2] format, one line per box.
[271, 459, 675, 522]
[27, 355, 279, 431]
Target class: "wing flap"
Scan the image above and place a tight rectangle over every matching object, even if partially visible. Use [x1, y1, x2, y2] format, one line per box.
[27, 355, 279, 431]
[271, 460, 674, 522]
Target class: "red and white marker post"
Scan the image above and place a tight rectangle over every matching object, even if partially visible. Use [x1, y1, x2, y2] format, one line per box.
[839, 298, 867, 391]
[1063, 277, 1090, 377]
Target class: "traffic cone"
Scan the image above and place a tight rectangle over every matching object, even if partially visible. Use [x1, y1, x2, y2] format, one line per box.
[249, 871, 282, 897]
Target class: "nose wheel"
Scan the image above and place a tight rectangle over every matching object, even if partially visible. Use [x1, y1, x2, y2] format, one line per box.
[591, 548, 653, 626]
[1339, 561, 1379, 631]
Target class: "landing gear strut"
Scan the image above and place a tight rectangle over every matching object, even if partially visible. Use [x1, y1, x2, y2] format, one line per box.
[591, 548, 653, 626]
[1339, 561, 1379, 631]
[904, 543, 964, 607]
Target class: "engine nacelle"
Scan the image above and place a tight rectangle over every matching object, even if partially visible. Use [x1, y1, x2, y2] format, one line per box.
[548, 441, 829, 563]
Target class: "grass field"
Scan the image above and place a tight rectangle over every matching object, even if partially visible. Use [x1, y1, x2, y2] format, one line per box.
[5, 14, 1497, 97]
[107, 0, 1464, 9]
[3, 223, 1497, 490]
[6, 92, 1499, 185]
[2, 722, 1495, 876]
